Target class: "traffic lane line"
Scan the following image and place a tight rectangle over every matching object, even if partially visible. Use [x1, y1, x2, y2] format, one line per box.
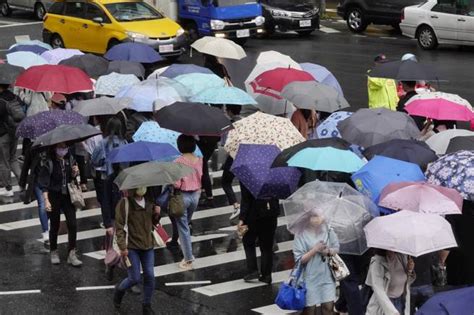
[0, 289, 41, 295]
[0, 21, 42, 28]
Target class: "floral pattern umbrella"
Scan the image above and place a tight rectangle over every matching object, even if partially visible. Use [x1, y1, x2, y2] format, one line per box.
[316, 111, 352, 138]
[16, 109, 85, 139]
[95, 72, 140, 96]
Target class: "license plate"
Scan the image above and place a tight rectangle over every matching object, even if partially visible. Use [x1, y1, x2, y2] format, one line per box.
[299, 20, 311, 27]
[159, 44, 173, 53]
[236, 29, 250, 38]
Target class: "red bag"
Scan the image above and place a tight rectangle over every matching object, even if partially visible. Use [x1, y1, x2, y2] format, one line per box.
[152, 224, 170, 248]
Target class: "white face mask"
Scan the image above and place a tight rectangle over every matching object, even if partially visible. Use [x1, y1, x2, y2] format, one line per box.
[135, 187, 147, 197]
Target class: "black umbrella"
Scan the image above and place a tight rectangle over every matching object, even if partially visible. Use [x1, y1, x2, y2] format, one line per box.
[32, 124, 101, 148]
[271, 138, 351, 168]
[369, 60, 440, 81]
[154, 102, 232, 136]
[106, 60, 145, 78]
[446, 136, 474, 154]
[59, 54, 109, 79]
[0, 63, 24, 85]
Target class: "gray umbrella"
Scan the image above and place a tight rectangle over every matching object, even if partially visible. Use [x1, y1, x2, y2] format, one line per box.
[106, 60, 145, 78]
[114, 161, 194, 190]
[446, 136, 474, 154]
[59, 54, 109, 79]
[0, 63, 24, 85]
[73, 97, 131, 116]
[32, 124, 101, 148]
[281, 81, 350, 113]
[337, 108, 421, 148]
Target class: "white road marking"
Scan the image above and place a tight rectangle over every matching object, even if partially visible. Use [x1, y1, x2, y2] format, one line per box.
[319, 26, 341, 34]
[0, 21, 42, 28]
[76, 286, 115, 291]
[219, 215, 287, 232]
[0, 289, 41, 295]
[165, 281, 212, 286]
[380, 36, 397, 40]
[252, 304, 296, 314]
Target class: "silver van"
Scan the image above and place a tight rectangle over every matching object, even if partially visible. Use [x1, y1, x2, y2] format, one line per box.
[0, 0, 54, 20]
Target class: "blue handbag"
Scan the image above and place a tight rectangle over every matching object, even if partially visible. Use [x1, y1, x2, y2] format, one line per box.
[275, 261, 307, 311]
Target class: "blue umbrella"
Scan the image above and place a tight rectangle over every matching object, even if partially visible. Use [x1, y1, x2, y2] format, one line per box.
[174, 73, 225, 96]
[160, 64, 213, 78]
[316, 111, 353, 139]
[287, 147, 365, 173]
[107, 141, 179, 163]
[416, 286, 474, 315]
[300, 62, 343, 96]
[104, 42, 163, 63]
[190, 86, 257, 105]
[8, 44, 48, 55]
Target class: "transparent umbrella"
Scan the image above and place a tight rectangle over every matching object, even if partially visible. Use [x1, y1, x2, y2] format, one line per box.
[283, 180, 378, 255]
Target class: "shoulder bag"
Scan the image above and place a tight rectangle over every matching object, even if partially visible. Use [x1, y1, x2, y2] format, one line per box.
[325, 226, 350, 282]
[105, 198, 129, 267]
[275, 260, 307, 311]
[168, 186, 185, 218]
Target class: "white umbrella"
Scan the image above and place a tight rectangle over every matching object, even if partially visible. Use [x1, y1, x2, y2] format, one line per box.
[425, 129, 474, 155]
[191, 36, 246, 60]
[95, 72, 140, 96]
[256, 50, 300, 68]
[6, 52, 48, 69]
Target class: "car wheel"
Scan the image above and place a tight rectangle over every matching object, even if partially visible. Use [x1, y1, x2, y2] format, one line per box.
[297, 30, 314, 37]
[51, 34, 65, 49]
[107, 39, 120, 51]
[417, 25, 438, 50]
[0, 2, 11, 17]
[346, 7, 367, 33]
[34, 3, 46, 20]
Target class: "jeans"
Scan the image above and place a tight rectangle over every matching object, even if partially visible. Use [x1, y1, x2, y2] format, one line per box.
[34, 185, 48, 233]
[0, 133, 20, 190]
[48, 192, 77, 252]
[390, 296, 405, 314]
[221, 156, 237, 206]
[410, 284, 434, 314]
[177, 191, 200, 261]
[118, 248, 155, 304]
[243, 216, 277, 276]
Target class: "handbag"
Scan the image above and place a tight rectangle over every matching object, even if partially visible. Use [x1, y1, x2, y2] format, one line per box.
[168, 188, 185, 217]
[325, 226, 350, 281]
[275, 260, 307, 311]
[67, 180, 85, 209]
[105, 198, 129, 267]
[152, 224, 170, 248]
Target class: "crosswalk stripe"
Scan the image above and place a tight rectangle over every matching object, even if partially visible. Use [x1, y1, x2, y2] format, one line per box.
[319, 26, 341, 34]
[165, 281, 212, 286]
[219, 216, 287, 232]
[0, 289, 41, 295]
[252, 304, 295, 314]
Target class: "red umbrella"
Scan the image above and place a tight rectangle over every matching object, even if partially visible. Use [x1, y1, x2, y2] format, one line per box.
[14, 64, 93, 93]
[249, 67, 314, 98]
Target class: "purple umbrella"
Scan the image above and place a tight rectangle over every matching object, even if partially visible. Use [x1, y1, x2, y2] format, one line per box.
[231, 144, 301, 199]
[104, 42, 163, 63]
[300, 62, 344, 96]
[16, 109, 85, 139]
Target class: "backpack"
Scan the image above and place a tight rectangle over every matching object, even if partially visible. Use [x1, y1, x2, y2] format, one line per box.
[1, 93, 26, 136]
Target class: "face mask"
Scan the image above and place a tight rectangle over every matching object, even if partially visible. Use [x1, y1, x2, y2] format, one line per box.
[135, 187, 147, 197]
[55, 147, 68, 157]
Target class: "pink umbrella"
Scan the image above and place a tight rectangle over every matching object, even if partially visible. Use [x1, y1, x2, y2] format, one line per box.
[363, 210, 457, 257]
[404, 92, 474, 121]
[379, 181, 463, 215]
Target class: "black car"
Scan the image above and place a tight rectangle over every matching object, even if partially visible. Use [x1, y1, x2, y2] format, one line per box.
[337, 0, 422, 33]
[260, 0, 319, 36]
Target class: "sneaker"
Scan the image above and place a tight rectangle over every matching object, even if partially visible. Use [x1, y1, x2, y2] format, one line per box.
[243, 271, 260, 282]
[67, 249, 83, 267]
[229, 207, 240, 225]
[178, 259, 194, 271]
[50, 250, 60, 265]
[42, 231, 49, 242]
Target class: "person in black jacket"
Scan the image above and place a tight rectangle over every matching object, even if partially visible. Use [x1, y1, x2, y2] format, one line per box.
[237, 183, 279, 284]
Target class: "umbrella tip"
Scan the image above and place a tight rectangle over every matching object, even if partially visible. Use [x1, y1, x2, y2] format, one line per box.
[338, 192, 342, 198]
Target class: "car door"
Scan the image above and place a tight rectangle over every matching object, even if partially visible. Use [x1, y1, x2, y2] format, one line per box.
[62, 1, 87, 50]
[455, 0, 474, 42]
[81, 3, 113, 54]
[429, 0, 459, 41]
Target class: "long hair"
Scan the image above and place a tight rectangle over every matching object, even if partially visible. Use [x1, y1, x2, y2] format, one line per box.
[104, 116, 125, 140]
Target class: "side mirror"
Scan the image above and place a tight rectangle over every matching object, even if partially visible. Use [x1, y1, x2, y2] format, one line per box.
[92, 16, 104, 24]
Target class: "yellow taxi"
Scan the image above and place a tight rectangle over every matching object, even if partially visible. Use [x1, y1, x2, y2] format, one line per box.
[42, 0, 188, 57]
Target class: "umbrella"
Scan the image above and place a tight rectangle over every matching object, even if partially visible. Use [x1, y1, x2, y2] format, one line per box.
[287, 147, 365, 173]
[16, 109, 85, 139]
[8, 44, 49, 55]
[256, 51, 300, 68]
[426, 150, 474, 201]
[364, 210, 457, 256]
[59, 54, 109, 79]
[283, 181, 378, 255]
[32, 124, 101, 148]
[231, 144, 301, 199]
[368, 59, 440, 81]
[41, 48, 84, 65]
[10, 40, 52, 50]
[95, 72, 140, 96]
[300, 62, 343, 96]
[114, 161, 194, 190]
[14, 64, 93, 94]
[416, 286, 474, 315]
[0, 63, 24, 85]
[425, 129, 474, 155]
[174, 73, 225, 96]
[404, 92, 473, 122]
[249, 67, 314, 98]
[104, 42, 163, 63]
[106, 60, 145, 78]
[6, 51, 48, 69]
[107, 141, 179, 163]
[363, 139, 438, 169]
[160, 64, 213, 78]
[224, 111, 306, 158]
[281, 81, 350, 113]
[190, 86, 257, 105]
[446, 135, 474, 154]
[132, 121, 203, 157]
[379, 181, 463, 215]
[316, 111, 352, 139]
[73, 97, 131, 116]
[338, 108, 421, 148]
[154, 102, 231, 136]
[191, 36, 246, 60]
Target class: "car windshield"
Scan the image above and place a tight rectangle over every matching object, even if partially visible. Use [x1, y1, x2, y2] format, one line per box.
[105, 2, 163, 22]
[263, 0, 312, 6]
[214, 0, 257, 7]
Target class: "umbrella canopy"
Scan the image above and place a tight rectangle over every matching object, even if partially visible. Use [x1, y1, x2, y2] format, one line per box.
[379, 181, 463, 215]
[0, 63, 24, 85]
[14, 64, 93, 93]
[368, 59, 439, 81]
[287, 147, 365, 173]
[256, 51, 300, 68]
[364, 210, 457, 256]
[154, 102, 231, 136]
[249, 67, 314, 97]
[95, 72, 140, 96]
[73, 97, 131, 116]
[404, 92, 473, 121]
[32, 124, 101, 148]
[426, 150, 474, 201]
[10, 40, 52, 50]
[316, 111, 352, 139]
[41, 48, 84, 65]
[283, 181, 378, 255]
[107, 141, 179, 163]
[174, 73, 225, 97]
[8, 44, 49, 55]
[416, 286, 474, 315]
[281, 81, 350, 113]
[300, 62, 343, 96]
[59, 54, 109, 79]
[224, 111, 306, 158]
[6, 51, 48, 69]
[114, 161, 194, 190]
[104, 42, 163, 63]
[363, 139, 438, 169]
[338, 108, 421, 148]
[425, 129, 474, 155]
[160, 64, 213, 78]
[106, 60, 145, 78]
[231, 144, 301, 199]
[16, 109, 85, 139]
[190, 86, 257, 105]
[191, 36, 246, 60]
[446, 135, 474, 154]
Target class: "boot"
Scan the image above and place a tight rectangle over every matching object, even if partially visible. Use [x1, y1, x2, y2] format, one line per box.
[143, 304, 155, 315]
[113, 284, 125, 309]
[67, 249, 83, 267]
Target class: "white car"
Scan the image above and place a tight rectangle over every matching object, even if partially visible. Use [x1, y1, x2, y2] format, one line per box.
[400, 0, 474, 50]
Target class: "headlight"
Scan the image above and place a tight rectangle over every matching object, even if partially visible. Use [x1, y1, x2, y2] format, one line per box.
[176, 28, 185, 36]
[254, 15, 265, 26]
[271, 9, 290, 17]
[126, 31, 149, 41]
[210, 19, 225, 30]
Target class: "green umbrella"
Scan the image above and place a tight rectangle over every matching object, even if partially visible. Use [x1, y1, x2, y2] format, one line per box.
[114, 161, 194, 190]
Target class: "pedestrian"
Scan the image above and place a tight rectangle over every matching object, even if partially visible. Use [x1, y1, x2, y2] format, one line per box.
[365, 250, 416, 315]
[238, 184, 279, 285]
[396, 81, 425, 130]
[48, 93, 67, 110]
[37, 142, 82, 266]
[125, 110, 153, 142]
[113, 187, 161, 315]
[293, 211, 340, 315]
[197, 135, 220, 208]
[204, 54, 231, 84]
[290, 108, 316, 139]
[367, 54, 399, 111]
[396, 54, 432, 98]
[410, 253, 435, 314]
